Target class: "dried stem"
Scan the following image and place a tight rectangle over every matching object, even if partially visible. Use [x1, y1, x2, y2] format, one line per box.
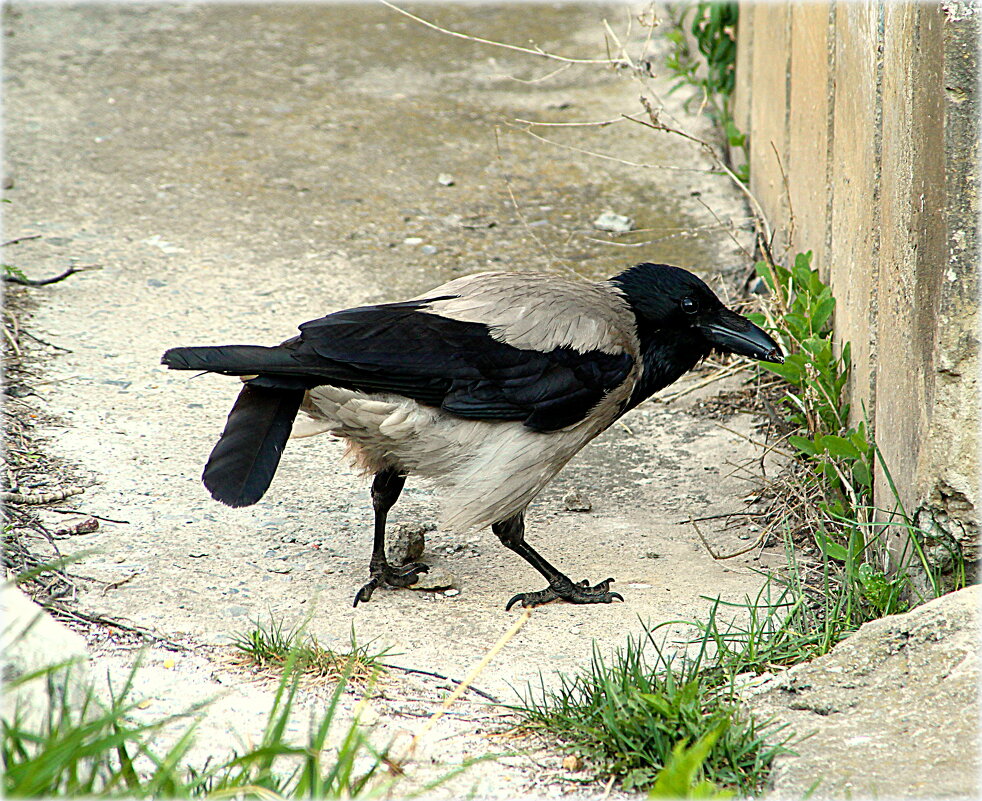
[380, 1, 620, 65]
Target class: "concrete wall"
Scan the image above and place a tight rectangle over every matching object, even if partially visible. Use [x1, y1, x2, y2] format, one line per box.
[733, 2, 980, 562]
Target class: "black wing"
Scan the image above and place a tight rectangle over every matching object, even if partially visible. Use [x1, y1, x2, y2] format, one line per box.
[279, 301, 633, 432]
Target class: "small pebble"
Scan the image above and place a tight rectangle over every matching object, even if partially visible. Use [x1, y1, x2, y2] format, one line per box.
[593, 211, 634, 233]
[444, 588, 460, 597]
[403, 236, 424, 246]
[421, 245, 438, 255]
[386, 521, 433, 564]
[437, 173, 455, 186]
[412, 565, 456, 590]
[562, 754, 583, 771]
[562, 489, 592, 512]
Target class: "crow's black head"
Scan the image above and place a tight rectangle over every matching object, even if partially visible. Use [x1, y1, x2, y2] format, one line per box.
[610, 263, 782, 408]
[610, 262, 783, 363]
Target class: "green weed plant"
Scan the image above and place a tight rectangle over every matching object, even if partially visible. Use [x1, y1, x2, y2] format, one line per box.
[749, 251, 965, 621]
[665, 2, 748, 182]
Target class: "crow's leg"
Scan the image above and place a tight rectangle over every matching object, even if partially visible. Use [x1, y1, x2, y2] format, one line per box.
[492, 512, 623, 610]
[352, 468, 428, 607]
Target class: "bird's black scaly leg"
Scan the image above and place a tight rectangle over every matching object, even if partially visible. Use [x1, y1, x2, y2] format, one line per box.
[492, 512, 623, 610]
[353, 468, 428, 607]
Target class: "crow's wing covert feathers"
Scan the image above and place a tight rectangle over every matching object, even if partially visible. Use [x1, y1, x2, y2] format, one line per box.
[283, 300, 634, 432]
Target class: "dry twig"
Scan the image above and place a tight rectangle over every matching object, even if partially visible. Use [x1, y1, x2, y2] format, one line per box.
[3, 264, 100, 287]
[2, 234, 42, 247]
[515, 124, 711, 174]
[658, 360, 749, 402]
[1, 487, 85, 505]
[380, 1, 620, 65]
[397, 608, 531, 765]
[690, 516, 769, 560]
[493, 128, 583, 281]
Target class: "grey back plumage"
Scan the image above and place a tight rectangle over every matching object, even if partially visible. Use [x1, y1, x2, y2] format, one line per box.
[417, 272, 638, 356]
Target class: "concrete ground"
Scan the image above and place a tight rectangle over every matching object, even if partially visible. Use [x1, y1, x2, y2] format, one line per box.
[4, 4, 783, 796]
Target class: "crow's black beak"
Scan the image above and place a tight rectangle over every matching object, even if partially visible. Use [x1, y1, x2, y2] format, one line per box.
[698, 307, 784, 364]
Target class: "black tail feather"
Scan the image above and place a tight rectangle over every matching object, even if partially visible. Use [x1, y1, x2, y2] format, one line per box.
[162, 345, 291, 375]
[202, 385, 304, 507]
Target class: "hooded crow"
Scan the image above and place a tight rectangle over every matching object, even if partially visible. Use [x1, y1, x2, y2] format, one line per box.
[162, 263, 782, 609]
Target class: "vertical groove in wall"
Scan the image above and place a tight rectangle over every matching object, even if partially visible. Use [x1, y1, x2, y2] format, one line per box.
[866, 0, 886, 422]
[781, 6, 792, 234]
[732, 2, 754, 169]
[823, 1, 837, 285]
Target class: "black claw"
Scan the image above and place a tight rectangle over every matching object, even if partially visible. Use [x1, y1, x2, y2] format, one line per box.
[506, 577, 622, 610]
[353, 577, 381, 608]
[388, 562, 429, 587]
[352, 561, 430, 607]
[505, 588, 557, 610]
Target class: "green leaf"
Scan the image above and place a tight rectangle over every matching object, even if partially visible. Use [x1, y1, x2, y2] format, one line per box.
[849, 431, 870, 459]
[793, 250, 814, 272]
[849, 427, 870, 453]
[815, 530, 848, 561]
[788, 435, 818, 456]
[851, 459, 872, 488]
[799, 336, 829, 358]
[3, 263, 27, 281]
[822, 498, 845, 519]
[754, 260, 775, 292]
[790, 262, 813, 296]
[773, 262, 791, 286]
[648, 724, 734, 799]
[625, 768, 658, 792]
[783, 312, 810, 340]
[817, 435, 862, 460]
[820, 462, 839, 483]
[639, 692, 673, 717]
[725, 120, 745, 147]
[810, 295, 836, 332]
[760, 360, 803, 384]
[813, 270, 829, 297]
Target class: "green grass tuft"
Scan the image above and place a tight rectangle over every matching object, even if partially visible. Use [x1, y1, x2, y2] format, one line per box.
[3, 648, 398, 797]
[515, 621, 789, 794]
[230, 615, 389, 688]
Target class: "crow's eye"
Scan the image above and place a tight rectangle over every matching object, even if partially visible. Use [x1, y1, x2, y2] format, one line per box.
[681, 297, 699, 314]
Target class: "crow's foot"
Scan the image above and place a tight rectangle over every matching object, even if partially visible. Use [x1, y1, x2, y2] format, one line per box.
[353, 561, 429, 607]
[505, 576, 623, 610]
